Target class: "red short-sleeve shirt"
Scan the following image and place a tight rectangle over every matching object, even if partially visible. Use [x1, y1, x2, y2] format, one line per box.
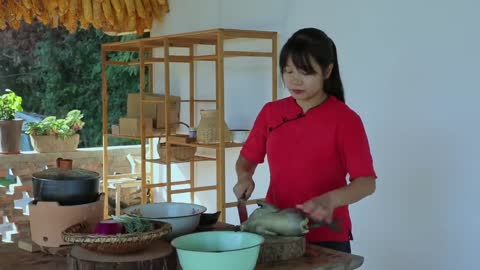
[240, 96, 377, 242]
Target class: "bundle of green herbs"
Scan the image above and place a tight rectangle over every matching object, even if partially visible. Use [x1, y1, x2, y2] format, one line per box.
[112, 215, 154, 233]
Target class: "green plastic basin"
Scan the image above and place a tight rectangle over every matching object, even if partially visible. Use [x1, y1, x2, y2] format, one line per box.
[171, 231, 264, 270]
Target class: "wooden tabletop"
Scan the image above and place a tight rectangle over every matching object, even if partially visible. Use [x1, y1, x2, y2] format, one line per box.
[198, 222, 364, 270]
[256, 244, 363, 270]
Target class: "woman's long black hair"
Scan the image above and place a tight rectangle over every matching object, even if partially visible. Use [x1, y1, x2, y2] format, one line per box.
[279, 28, 345, 103]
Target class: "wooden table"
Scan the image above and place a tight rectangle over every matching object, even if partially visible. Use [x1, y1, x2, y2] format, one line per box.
[186, 222, 364, 270]
[172, 243, 363, 270]
[64, 222, 363, 270]
[256, 244, 363, 270]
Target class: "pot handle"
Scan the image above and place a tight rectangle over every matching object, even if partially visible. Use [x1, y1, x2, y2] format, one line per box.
[57, 158, 73, 170]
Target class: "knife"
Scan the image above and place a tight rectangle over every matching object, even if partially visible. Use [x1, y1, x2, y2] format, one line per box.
[237, 194, 248, 224]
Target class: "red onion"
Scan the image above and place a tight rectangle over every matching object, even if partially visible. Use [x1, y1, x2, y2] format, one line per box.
[94, 220, 123, 235]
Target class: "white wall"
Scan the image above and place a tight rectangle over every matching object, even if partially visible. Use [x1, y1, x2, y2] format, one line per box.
[151, 1, 480, 269]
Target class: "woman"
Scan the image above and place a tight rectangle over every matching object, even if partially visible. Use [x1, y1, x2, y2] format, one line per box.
[233, 28, 377, 253]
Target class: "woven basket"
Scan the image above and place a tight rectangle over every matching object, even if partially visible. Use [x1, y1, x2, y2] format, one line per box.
[30, 134, 80, 153]
[196, 110, 232, 144]
[62, 221, 172, 254]
[157, 143, 196, 162]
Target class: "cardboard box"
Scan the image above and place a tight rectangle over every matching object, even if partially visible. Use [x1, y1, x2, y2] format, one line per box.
[111, 124, 120, 135]
[119, 117, 153, 137]
[126, 93, 181, 129]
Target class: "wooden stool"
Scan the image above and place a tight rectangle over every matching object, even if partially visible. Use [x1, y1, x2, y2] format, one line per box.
[67, 240, 174, 270]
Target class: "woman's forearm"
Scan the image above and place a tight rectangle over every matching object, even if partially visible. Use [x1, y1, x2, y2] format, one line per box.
[235, 155, 257, 180]
[329, 176, 376, 208]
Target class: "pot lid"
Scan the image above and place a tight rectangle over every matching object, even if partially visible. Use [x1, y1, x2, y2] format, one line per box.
[32, 168, 99, 181]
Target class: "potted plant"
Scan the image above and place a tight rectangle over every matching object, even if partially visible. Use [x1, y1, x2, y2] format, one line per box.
[0, 89, 24, 154]
[25, 110, 85, 153]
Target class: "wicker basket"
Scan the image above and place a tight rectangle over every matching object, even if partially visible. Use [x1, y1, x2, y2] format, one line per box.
[157, 142, 196, 162]
[30, 134, 80, 153]
[196, 110, 232, 144]
[62, 221, 172, 254]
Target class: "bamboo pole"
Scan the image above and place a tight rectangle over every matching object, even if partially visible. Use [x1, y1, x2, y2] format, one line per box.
[147, 48, 154, 202]
[189, 44, 195, 204]
[101, 48, 109, 219]
[139, 43, 147, 204]
[164, 38, 172, 203]
[216, 30, 226, 221]
[272, 34, 278, 101]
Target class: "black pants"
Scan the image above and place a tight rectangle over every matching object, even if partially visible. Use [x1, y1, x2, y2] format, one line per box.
[312, 241, 351, 253]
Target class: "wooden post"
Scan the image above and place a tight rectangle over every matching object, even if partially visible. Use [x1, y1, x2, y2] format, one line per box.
[189, 44, 195, 204]
[101, 47, 109, 219]
[272, 33, 278, 101]
[216, 30, 226, 221]
[139, 43, 147, 204]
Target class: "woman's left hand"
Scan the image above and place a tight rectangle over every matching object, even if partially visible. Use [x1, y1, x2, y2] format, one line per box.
[296, 192, 338, 223]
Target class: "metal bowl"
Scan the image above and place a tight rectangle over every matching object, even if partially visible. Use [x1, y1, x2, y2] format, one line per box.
[171, 231, 264, 270]
[124, 202, 207, 239]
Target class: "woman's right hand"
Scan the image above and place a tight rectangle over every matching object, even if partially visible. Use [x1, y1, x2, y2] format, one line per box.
[233, 177, 255, 200]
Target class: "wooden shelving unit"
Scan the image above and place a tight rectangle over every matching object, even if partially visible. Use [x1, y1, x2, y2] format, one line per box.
[101, 28, 277, 220]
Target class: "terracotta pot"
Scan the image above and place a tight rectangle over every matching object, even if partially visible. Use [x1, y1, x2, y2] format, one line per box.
[0, 119, 24, 154]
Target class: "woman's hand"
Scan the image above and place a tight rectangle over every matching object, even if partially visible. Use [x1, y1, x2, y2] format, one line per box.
[296, 192, 338, 223]
[234, 155, 258, 200]
[233, 177, 255, 200]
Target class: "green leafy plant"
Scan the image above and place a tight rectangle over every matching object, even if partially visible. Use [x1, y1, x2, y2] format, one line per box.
[25, 109, 85, 139]
[0, 89, 23, 120]
[112, 215, 154, 233]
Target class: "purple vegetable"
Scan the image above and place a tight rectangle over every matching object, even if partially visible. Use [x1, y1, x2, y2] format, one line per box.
[94, 220, 123, 235]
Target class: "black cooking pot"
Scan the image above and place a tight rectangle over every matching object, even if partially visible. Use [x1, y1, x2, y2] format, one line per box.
[32, 158, 100, 205]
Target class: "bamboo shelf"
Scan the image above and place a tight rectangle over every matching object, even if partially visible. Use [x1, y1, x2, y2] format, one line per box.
[101, 28, 278, 221]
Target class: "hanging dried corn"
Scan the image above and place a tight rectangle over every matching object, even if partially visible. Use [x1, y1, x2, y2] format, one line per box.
[58, 0, 69, 16]
[45, 0, 59, 18]
[1, 0, 169, 35]
[150, 0, 161, 20]
[78, 0, 90, 29]
[134, 0, 145, 19]
[101, 0, 115, 27]
[135, 16, 144, 35]
[144, 16, 151, 29]
[6, 15, 20, 30]
[22, 0, 33, 10]
[110, 0, 121, 13]
[125, 12, 135, 31]
[113, 0, 126, 31]
[124, 0, 136, 18]
[6, 1, 20, 29]
[0, 4, 6, 30]
[23, 7, 33, 23]
[0, 18, 6, 30]
[141, 0, 151, 14]
[111, 0, 124, 27]
[32, 0, 45, 16]
[92, 0, 103, 28]
[13, 1, 26, 21]
[81, 0, 93, 22]
[65, 0, 79, 33]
